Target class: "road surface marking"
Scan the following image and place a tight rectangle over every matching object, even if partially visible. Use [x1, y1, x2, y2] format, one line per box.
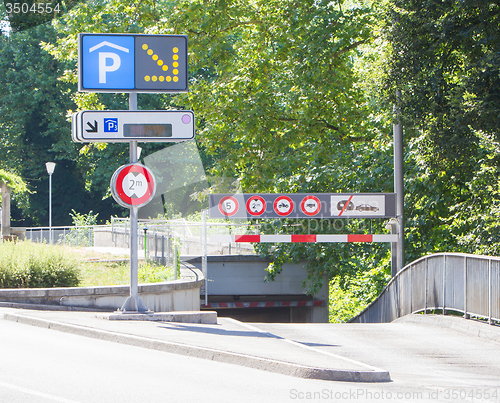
[0, 381, 81, 403]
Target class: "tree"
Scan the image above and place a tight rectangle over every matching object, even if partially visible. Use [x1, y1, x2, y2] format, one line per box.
[42, 0, 394, 294]
[385, 0, 500, 259]
[0, 23, 124, 226]
[170, 0, 378, 190]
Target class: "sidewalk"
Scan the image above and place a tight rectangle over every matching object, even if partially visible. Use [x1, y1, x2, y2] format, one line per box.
[0, 306, 389, 383]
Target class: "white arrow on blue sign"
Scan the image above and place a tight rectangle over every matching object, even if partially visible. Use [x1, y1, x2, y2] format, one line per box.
[78, 33, 188, 93]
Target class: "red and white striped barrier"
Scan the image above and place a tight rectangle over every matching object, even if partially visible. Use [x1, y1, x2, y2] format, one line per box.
[210, 234, 398, 243]
[202, 300, 324, 309]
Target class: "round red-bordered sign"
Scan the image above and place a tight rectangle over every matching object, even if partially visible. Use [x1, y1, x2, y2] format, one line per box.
[246, 195, 266, 216]
[219, 196, 239, 216]
[111, 163, 156, 208]
[300, 195, 321, 216]
[273, 195, 294, 216]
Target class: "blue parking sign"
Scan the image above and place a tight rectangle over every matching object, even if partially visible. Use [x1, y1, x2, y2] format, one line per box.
[104, 118, 119, 132]
[80, 35, 135, 90]
[79, 33, 188, 93]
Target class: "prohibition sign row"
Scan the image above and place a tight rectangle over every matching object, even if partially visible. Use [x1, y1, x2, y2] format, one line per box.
[219, 195, 321, 217]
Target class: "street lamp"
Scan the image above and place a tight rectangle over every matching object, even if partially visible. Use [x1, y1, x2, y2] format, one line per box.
[46, 162, 56, 244]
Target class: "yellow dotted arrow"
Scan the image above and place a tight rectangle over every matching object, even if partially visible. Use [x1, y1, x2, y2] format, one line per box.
[142, 44, 179, 83]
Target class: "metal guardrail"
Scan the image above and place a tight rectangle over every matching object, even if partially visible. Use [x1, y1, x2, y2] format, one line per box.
[111, 217, 258, 256]
[26, 226, 95, 246]
[26, 224, 176, 269]
[350, 253, 500, 325]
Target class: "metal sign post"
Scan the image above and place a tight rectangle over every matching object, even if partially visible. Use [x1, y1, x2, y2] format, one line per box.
[77, 33, 192, 314]
[202, 209, 208, 307]
[393, 90, 405, 275]
[112, 93, 155, 312]
[126, 94, 144, 312]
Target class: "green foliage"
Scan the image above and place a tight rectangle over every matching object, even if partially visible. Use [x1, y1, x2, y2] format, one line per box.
[169, 0, 395, 295]
[0, 169, 28, 194]
[78, 259, 174, 287]
[70, 209, 99, 226]
[0, 241, 80, 288]
[329, 261, 390, 323]
[59, 210, 99, 247]
[385, 0, 500, 261]
[172, 0, 378, 189]
[139, 261, 174, 283]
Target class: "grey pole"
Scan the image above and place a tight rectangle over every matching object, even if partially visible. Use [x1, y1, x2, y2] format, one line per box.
[393, 90, 405, 273]
[202, 209, 208, 307]
[49, 174, 52, 244]
[46, 162, 56, 245]
[390, 221, 398, 278]
[120, 93, 149, 313]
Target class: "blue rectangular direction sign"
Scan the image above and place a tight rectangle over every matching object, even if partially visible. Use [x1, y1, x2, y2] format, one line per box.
[78, 33, 188, 93]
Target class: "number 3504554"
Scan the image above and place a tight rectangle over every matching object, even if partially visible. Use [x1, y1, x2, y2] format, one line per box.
[5, 3, 61, 13]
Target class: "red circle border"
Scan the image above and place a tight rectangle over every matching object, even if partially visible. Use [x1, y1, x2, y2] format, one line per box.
[300, 195, 321, 216]
[219, 196, 239, 216]
[273, 195, 294, 216]
[246, 195, 267, 216]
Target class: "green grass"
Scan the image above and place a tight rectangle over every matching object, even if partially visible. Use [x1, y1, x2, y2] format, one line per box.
[0, 241, 175, 288]
[78, 260, 174, 287]
[0, 241, 79, 288]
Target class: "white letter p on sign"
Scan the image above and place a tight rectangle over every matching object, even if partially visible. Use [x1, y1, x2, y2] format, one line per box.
[98, 52, 121, 83]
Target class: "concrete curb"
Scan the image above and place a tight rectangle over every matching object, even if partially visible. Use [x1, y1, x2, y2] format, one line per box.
[102, 311, 218, 324]
[0, 301, 107, 312]
[3, 312, 390, 383]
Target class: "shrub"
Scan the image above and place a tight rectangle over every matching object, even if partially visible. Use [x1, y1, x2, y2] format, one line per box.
[139, 262, 174, 283]
[0, 241, 80, 288]
[329, 263, 391, 323]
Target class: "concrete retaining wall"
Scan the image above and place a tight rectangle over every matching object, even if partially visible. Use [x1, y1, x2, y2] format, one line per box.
[186, 255, 329, 323]
[0, 265, 204, 312]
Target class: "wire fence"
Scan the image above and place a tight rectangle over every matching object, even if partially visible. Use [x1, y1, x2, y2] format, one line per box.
[26, 226, 95, 247]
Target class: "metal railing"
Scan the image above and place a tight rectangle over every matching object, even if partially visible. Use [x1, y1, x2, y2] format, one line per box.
[350, 253, 500, 325]
[25, 224, 176, 269]
[111, 217, 258, 256]
[26, 225, 95, 247]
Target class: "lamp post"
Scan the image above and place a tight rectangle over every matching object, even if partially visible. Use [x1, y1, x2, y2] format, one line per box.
[46, 162, 56, 244]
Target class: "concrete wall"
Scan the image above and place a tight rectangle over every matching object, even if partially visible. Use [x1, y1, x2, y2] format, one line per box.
[186, 255, 329, 323]
[0, 266, 204, 312]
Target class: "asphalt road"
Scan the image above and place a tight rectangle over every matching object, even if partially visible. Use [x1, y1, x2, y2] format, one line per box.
[1, 319, 316, 403]
[1, 313, 500, 403]
[256, 317, 500, 400]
